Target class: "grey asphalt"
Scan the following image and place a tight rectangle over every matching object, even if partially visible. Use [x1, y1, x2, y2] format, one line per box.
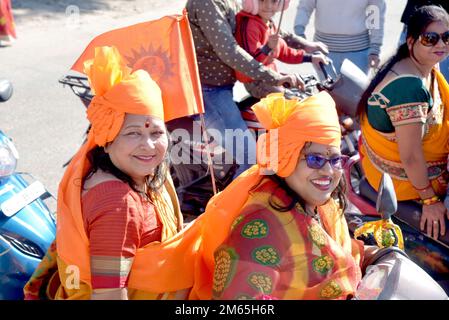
[0, 0, 406, 197]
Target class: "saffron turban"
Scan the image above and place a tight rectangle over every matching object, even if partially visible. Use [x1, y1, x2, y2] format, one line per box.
[254, 92, 341, 177]
[84, 46, 164, 146]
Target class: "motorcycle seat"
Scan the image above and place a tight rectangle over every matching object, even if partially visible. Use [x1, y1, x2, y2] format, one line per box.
[358, 177, 449, 246]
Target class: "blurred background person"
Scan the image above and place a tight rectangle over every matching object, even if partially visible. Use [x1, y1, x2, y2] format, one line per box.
[0, 0, 16, 46]
[294, 0, 386, 74]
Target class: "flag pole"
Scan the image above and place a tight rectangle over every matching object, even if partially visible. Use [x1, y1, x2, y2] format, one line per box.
[276, 0, 287, 36]
[262, 0, 287, 64]
[199, 113, 218, 195]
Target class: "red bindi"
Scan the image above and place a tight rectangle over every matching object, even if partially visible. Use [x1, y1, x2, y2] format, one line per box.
[145, 120, 150, 128]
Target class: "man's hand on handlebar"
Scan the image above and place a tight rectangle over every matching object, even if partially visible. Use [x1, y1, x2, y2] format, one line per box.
[277, 74, 305, 91]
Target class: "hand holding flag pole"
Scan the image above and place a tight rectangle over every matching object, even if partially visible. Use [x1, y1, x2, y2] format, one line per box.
[261, 0, 287, 65]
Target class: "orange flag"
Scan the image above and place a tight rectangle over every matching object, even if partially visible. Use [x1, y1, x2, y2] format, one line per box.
[71, 10, 203, 122]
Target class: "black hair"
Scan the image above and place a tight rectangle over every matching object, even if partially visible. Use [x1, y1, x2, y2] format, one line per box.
[357, 5, 449, 117]
[84, 133, 171, 200]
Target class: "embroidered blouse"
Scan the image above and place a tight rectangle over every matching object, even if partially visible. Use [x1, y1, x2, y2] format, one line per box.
[366, 74, 442, 134]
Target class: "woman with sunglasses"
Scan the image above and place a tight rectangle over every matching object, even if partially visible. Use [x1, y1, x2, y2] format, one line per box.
[190, 92, 367, 300]
[357, 5, 449, 241]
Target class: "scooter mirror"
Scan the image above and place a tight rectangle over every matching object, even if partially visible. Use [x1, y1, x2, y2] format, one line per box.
[326, 59, 369, 117]
[376, 173, 398, 220]
[0, 79, 13, 102]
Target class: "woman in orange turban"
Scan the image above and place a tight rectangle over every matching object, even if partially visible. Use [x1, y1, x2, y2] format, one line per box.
[189, 91, 365, 300]
[24, 46, 186, 300]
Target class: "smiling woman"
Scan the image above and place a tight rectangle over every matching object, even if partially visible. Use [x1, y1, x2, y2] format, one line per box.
[188, 92, 366, 300]
[23, 46, 184, 300]
[86, 114, 170, 193]
[284, 143, 348, 212]
[357, 5, 449, 241]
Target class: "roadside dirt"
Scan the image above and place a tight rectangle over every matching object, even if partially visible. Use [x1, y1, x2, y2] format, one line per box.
[11, 0, 182, 27]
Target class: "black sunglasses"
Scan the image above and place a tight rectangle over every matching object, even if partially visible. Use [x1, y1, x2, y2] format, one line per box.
[419, 31, 449, 47]
[302, 154, 349, 170]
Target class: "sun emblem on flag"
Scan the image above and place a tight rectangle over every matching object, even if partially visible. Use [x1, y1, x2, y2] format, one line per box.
[125, 45, 175, 82]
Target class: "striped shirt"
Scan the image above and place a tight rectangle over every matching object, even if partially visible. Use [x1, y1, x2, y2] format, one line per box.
[314, 30, 372, 53]
[294, 0, 385, 55]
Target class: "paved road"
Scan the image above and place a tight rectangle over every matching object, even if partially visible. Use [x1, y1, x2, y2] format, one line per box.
[0, 0, 406, 197]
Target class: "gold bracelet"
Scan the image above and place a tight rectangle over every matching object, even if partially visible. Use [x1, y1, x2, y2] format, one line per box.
[421, 196, 440, 206]
[414, 182, 432, 192]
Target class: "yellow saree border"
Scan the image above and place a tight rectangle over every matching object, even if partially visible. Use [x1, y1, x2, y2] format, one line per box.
[360, 69, 449, 200]
[361, 134, 446, 181]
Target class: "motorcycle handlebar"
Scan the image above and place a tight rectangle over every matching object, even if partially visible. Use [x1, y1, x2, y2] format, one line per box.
[319, 62, 329, 80]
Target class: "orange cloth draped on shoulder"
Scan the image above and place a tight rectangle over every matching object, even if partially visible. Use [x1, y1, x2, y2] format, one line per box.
[0, 0, 16, 39]
[212, 179, 363, 300]
[189, 91, 345, 299]
[360, 70, 449, 201]
[71, 10, 203, 122]
[49, 46, 199, 299]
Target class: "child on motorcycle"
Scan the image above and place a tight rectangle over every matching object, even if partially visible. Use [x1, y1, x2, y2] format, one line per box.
[235, 0, 328, 99]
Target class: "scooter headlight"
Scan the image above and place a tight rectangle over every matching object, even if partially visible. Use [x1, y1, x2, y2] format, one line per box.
[0, 133, 19, 177]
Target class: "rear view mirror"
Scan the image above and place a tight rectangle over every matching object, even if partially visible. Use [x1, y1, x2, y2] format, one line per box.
[0, 79, 13, 102]
[327, 59, 369, 117]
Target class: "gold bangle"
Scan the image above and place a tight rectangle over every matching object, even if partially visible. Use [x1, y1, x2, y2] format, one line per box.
[414, 182, 432, 192]
[421, 196, 440, 206]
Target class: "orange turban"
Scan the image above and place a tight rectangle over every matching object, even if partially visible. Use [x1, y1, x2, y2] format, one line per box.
[190, 91, 342, 299]
[254, 92, 341, 177]
[56, 46, 169, 288]
[84, 46, 164, 146]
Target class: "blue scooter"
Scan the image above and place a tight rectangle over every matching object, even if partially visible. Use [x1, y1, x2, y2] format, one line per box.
[0, 79, 56, 300]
